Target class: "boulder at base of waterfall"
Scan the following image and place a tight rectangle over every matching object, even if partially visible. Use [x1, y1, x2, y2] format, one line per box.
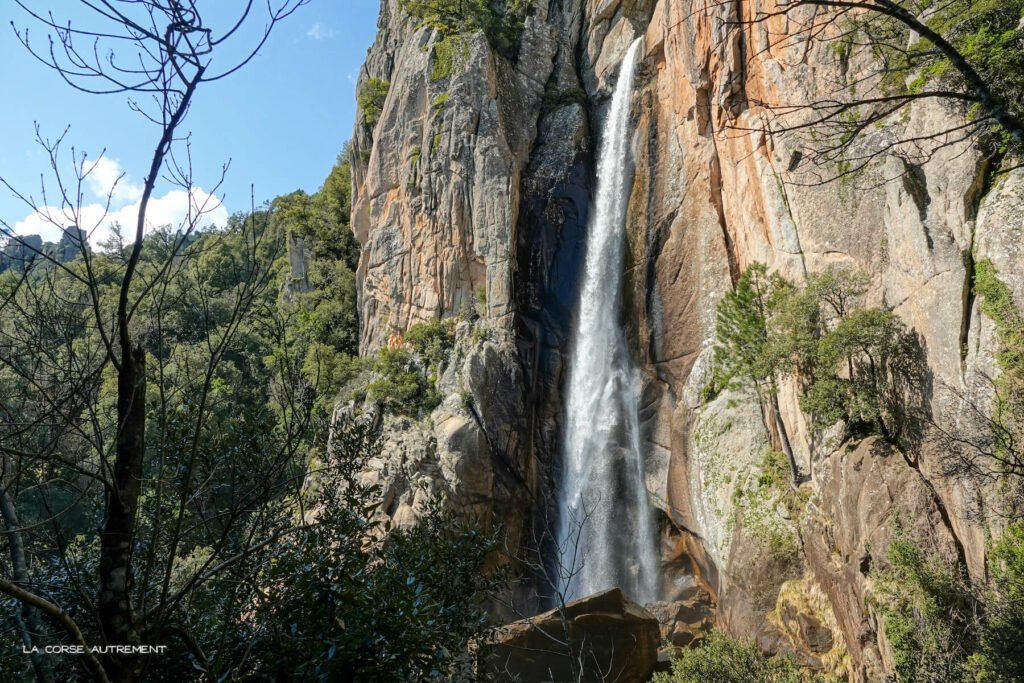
[478, 588, 659, 682]
[646, 585, 716, 648]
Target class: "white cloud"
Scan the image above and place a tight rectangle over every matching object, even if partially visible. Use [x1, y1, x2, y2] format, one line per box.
[82, 156, 143, 204]
[10, 186, 228, 248]
[306, 22, 338, 40]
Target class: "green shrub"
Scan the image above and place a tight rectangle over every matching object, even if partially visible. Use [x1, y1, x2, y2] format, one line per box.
[975, 259, 1024, 439]
[367, 347, 441, 416]
[976, 522, 1024, 680]
[712, 263, 921, 445]
[357, 78, 390, 127]
[252, 419, 502, 681]
[405, 319, 455, 370]
[652, 630, 825, 682]
[874, 521, 1024, 682]
[402, 0, 531, 57]
[758, 450, 790, 489]
[431, 34, 468, 80]
[699, 369, 727, 404]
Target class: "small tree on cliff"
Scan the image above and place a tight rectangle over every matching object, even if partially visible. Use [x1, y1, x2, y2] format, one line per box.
[711, 264, 922, 481]
[734, 0, 1024, 183]
[712, 263, 801, 489]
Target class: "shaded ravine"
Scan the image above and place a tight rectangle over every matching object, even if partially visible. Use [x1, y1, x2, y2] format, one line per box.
[556, 38, 659, 604]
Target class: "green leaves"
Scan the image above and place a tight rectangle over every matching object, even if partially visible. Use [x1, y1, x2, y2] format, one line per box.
[713, 262, 777, 394]
[652, 630, 826, 682]
[250, 420, 501, 681]
[357, 78, 391, 128]
[367, 347, 442, 417]
[874, 521, 1024, 682]
[854, 0, 1024, 156]
[711, 263, 921, 442]
[401, 0, 531, 58]
[405, 319, 456, 371]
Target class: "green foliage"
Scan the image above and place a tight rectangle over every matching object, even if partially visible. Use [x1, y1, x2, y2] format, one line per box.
[357, 77, 391, 128]
[652, 630, 826, 682]
[367, 347, 442, 416]
[431, 33, 469, 80]
[975, 258, 1024, 426]
[713, 263, 921, 444]
[700, 373, 726, 403]
[405, 319, 456, 370]
[976, 523, 1024, 681]
[803, 307, 920, 439]
[246, 419, 502, 681]
[873, 521, 1024, 682]
[844, 0, 1024, 157]
[758, 449, 791, 489]
[876, 530, 979, 682]
[402, 0, 531, 57]
[713, 262, 779, 397]
[267, 149, 362, 422]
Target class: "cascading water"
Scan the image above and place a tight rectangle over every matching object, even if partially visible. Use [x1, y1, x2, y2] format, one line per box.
[555, 38, 659, 604]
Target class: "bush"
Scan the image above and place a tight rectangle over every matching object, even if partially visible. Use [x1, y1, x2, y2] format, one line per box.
[975, 259, 1024, 442]
[977, 522, 1024, 681]
[402, 0, 530, 57]
[873, 521, 1024, 682]
[405, 318, 455, 370]
[712, 263, 922, 445]
[367, 347, 441, 416]
[357, 78, 390, 128]
[248, 419, 502, 681]
[652, 631, 825, 682]
[431, 33, 468, 80]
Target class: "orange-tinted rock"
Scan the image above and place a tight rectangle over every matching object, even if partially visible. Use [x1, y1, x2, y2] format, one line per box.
[351, 1, 1024, 680]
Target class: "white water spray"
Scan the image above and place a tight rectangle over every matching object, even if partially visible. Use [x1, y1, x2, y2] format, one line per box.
[556, 38, 659, 604]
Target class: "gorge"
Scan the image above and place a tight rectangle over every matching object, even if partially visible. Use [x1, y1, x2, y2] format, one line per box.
[1, 0, 1023, 679]
[348, 0, 1024, 679]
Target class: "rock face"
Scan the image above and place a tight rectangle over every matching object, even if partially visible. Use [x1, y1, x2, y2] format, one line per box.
[479, 588, 660, 682]
[348, 0, 1024, 679]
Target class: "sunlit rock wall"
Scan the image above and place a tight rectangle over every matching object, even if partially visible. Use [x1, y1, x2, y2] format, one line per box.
[349, 0, 1024, 678]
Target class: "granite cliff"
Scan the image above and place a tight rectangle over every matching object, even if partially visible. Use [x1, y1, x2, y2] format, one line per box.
[346, 0, 1024, 679]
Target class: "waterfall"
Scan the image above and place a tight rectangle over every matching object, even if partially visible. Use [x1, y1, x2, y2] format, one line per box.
[555, 38, 659, 604]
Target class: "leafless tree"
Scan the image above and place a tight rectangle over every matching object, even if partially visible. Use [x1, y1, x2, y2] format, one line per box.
[930, 375, 1024, 514]
[481, 490, 647, 682]
[0, 2, 308, 681]
[694, 0, 1024, 184]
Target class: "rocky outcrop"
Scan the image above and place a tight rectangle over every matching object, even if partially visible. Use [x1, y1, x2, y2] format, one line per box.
[338, 316, 528, 532]
[348, 0, 1024, 679]
[646, 585, 715, 648]
[479, 588, 660, 682]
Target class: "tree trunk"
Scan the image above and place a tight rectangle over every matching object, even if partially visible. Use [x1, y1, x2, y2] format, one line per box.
[1, 486, 54, 683]
[770, 389, 801, 490]
[99, 343, 146, 682]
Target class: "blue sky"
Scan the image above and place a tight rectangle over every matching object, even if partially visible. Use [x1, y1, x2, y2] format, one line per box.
[0, 1, 381, 243]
